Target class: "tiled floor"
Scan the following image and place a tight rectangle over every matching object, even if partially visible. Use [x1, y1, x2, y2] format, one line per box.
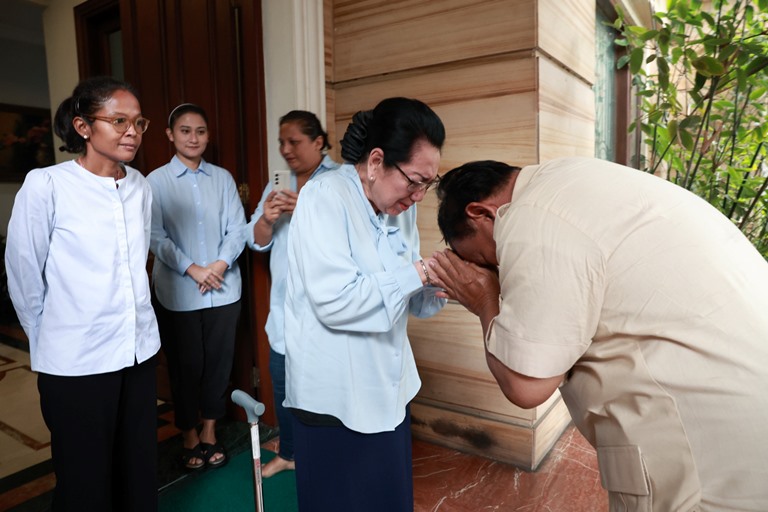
[0, 328, 608, 511]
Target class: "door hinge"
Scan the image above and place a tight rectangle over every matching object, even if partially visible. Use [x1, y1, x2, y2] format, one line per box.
[238, 183, 250, 205]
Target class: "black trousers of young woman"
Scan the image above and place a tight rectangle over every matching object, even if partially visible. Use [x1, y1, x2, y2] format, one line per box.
[292, 405, 414, 512]
[37, 355, 158, 512]
[155, 301, 240, 430]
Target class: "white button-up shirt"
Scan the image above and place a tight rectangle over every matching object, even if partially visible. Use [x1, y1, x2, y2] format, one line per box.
[5, 161, 160, 376]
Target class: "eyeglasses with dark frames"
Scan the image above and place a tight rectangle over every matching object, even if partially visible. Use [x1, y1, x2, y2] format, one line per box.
[392, 162, 441, 192]
[84, 115, 151, 134]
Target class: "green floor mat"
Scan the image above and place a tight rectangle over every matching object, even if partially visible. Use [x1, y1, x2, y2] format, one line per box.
[159, 450, 297, 512]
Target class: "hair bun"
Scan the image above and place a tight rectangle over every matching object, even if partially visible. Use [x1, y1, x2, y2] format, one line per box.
[340, 110, 373, 163]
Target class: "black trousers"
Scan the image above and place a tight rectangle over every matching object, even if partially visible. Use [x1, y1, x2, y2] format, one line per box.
[37, 355, 158, 512]
[155, 301, 240, 430]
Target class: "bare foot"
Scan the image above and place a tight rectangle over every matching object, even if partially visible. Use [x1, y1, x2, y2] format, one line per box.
[261, 455, 295, 478]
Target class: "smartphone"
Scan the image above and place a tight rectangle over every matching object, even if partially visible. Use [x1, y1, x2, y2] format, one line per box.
[271, 170, 291, 192]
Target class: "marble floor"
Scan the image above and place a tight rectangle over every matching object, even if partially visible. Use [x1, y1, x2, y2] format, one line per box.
[0, 327, 608, 511]
[264, 425, 609, 511]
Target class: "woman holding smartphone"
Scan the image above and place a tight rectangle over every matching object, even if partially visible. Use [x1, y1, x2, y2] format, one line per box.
[246, 110, 339, 477]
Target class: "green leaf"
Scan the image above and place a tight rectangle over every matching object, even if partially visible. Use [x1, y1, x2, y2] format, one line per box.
[614, 38, 629, 47]
[659, 31, 671, 55]
[702, 37, 731, 47]
[617, 54, 631, 69]
[693, 72, 707, 93]
[667, 119, 679, 143]
[689, 90, 702, 105]
[679, 115, 701, 129]
[630, 48, 645, 75]
[701, 12, 715, 27]
[658, 57, 670, 89]
[641, 30, 660, 41]
[692, 55, 726, 76]
[679, 128, 695, 150]
[646, 54, 657, 63]
[667, 0, 677, 13]
[649, 110, 665, 124]
[750, 88, 767, 101]
[744, 56, 768, 78]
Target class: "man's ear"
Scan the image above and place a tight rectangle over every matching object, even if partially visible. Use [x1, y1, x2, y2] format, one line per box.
[465, 201, 497, 222]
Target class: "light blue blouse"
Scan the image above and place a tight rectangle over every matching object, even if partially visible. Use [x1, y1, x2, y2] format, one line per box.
[283, 163, 446, 434]
[246, 155, 339, 354]
[148, 155, 246, 312]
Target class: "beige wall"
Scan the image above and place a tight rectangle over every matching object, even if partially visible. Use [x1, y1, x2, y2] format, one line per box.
[42, 0, 81, 165]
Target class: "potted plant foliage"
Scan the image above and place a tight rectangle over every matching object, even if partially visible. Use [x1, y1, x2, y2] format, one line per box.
[614, 0, 768, 258]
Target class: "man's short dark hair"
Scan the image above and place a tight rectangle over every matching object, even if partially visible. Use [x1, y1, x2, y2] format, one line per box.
[436, 160, 520, 245]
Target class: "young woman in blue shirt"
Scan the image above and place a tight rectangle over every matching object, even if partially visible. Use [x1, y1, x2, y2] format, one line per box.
[147, 104, 246, 470]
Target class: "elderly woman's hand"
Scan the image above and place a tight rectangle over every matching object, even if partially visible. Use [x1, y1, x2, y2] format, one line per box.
[429, 249, 500, 323]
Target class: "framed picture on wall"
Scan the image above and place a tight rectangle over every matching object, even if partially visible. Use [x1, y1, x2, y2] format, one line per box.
[0, 103, 55, 183]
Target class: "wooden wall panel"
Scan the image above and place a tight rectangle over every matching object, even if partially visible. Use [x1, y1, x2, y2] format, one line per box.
[333, 0, 535, 82]
[538, 0, 596, 84]
[324, 0, 337, 156]
[334, 90, 538, 169]
[411, 395, 571, 470]
[409, 303, 489, 377]
[333, 55, 536, 117]
[436, 94, 538, 168]
[538, 56, 595, 161]
[417, 370, 537, 423]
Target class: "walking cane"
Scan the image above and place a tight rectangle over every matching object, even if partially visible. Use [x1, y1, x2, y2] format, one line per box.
[231, 389, 266, 512]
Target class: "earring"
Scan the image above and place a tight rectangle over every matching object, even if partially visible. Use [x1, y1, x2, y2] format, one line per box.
[368, 175, 375, 181]
[83, 135, 89, 140]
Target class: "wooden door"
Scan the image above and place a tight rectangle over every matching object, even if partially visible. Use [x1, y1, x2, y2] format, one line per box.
[75, 0, 274, 424]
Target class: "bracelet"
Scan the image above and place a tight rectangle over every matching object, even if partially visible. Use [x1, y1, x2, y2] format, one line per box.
[419, 259, 432, 286]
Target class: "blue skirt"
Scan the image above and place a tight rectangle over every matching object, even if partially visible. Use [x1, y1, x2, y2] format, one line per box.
[292, 405, 413, 511]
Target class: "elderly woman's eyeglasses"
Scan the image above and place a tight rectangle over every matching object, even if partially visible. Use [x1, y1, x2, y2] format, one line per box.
[393, 163, 441, 192]
[84, 115, 151, 134]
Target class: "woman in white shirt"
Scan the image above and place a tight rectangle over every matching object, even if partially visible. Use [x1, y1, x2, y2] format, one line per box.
[5, 77, 160, 511]
[284, 97, 446, 511]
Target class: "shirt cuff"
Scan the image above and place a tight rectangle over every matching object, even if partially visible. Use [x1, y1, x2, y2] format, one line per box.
[393, 263, 423, 297]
